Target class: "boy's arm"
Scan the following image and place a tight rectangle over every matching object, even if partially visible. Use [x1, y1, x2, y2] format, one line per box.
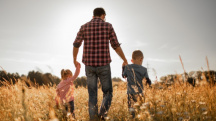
[122, 66, 125, 78]
[144, 68, 152, 86]
[122, 65, 128, 78]
[146, 78, 152, 86]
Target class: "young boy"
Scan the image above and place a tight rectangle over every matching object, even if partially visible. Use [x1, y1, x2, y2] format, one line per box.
[122, 50, 151, 118]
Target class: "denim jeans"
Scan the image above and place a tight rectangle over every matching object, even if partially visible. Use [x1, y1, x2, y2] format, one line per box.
[64, 100, 75, 118]
[85, 64, 113, 120]
[127, 93, 144, 118]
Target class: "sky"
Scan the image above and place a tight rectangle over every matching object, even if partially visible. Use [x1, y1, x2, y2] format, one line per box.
[0, 0, 216, 82]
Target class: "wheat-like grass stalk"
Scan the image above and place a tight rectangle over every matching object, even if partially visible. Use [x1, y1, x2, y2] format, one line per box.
[206, 56, 213, 87]
[1, 60, 216, 121]
[21, 87, 29, 121]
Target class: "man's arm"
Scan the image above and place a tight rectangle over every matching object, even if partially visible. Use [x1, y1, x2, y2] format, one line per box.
[108, 24, 128, 65]
[72, 62, 81, 80]
[73, 26, 84, 67]
[115, 46, 128, 66]
[73, 47, 79, 67]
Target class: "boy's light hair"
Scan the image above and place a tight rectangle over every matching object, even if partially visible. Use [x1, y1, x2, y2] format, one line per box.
[132, 50, 144, 60]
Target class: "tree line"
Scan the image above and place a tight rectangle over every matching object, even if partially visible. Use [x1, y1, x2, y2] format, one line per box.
[159, 70, 216, 87]
[0, 71, 123, 88]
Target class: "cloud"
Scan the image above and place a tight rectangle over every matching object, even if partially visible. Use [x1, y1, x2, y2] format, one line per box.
[6, 50, 49, 56]
[158, 44, 168, 50]
[0, 58, 42, 64]
[147, 58, 179, 63]
[135, 41, 148, 47]
[171, 46, 179, 50]
[124, 40, 148, 48]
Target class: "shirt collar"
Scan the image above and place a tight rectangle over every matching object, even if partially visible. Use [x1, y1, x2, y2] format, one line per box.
[91, 17, 104, 21]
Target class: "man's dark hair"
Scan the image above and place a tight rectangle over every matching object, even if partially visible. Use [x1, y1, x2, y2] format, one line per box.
[93, 8, 106, 17]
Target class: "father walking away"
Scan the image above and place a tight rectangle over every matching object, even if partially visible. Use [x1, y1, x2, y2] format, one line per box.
[73, 7, 128, 120]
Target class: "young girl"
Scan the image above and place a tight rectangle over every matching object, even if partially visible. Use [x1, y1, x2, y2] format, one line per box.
[56, 63, 81, 118]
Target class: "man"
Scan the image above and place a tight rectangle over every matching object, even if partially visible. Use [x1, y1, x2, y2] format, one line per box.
[73, 7, 128, 120]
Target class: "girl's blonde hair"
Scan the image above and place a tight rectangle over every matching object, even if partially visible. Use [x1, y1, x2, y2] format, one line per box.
[61, 69, 72, 80]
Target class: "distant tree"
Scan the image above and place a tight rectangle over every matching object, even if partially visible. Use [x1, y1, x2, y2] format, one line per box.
[159, 70, 216, 87]
[42, 73, 54, 85]
[112, 77, 122, 82]
[52, 75, 61, 85]
[0, 70, 60, 86]
[203, 70, 216, 85]
[27, 71, 43, 85]
[27, 71, 61, 86]
[0, 71, 20, 86]
[73, 76, 87, 88]
[160, 76, 167, 83]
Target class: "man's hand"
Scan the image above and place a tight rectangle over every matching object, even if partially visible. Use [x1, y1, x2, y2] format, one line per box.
[122, 60, 128, 66]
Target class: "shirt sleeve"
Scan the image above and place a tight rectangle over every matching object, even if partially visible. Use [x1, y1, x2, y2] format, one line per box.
[144, 68, 149, 79]
[146, 78, 152, 86]
[143, 68, 151, 86]
[73, 26, 84, 48]
[122, 66, 128, 78]
[109, 24, 120, 50]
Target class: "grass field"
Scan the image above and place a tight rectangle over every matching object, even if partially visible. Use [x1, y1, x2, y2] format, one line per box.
[0, 78, 216, 121]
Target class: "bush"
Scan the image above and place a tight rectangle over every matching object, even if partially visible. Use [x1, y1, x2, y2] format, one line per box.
[27, 71, 61, 86]
[0, 70, 61, 87]
[74, 76, 87, 88]
[0, 71, 20, 86]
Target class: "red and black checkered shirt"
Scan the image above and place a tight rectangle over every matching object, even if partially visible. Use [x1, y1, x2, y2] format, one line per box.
[73, 17, 120, 66]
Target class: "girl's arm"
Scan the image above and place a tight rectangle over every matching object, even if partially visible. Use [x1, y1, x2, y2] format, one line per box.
[68, 62, 81, 82]
[73, 62, 81, 79]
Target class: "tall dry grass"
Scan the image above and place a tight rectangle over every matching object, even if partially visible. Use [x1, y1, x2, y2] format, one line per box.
[0, 77, 216, 121]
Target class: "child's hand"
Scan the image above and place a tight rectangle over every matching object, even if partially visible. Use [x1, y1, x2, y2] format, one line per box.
[74, 61, 80, 68]
[76, 62, 81, 68]
[74, 61, 81, 68]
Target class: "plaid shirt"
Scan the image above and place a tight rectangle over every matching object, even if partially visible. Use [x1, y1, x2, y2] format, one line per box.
[73, 17, 120, 66]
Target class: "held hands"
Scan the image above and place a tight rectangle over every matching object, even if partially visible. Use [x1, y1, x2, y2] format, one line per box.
[74, 60, 81, 68]
[122, 60, 128, 67]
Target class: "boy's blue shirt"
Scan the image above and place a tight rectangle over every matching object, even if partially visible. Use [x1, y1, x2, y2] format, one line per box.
[122, 64, 149, 94]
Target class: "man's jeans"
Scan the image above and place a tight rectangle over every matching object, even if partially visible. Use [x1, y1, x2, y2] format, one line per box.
[85, 64, 113, 120]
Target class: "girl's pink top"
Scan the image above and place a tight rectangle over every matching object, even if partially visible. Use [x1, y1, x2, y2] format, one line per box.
[56, 64, 80, 104]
